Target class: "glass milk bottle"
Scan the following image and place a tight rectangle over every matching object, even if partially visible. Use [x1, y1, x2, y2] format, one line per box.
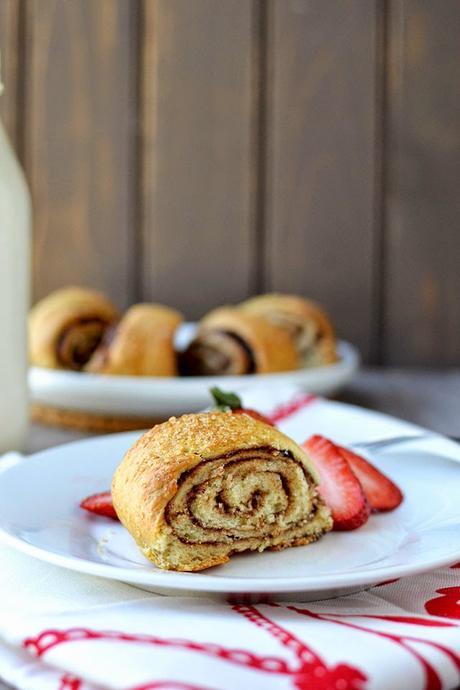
[0, 68, 31, 452]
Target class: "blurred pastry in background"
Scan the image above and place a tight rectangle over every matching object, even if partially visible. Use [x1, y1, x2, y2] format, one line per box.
[240, 293, 337, 367]
[30, 287, 338, 380]
[179, 306, 299, 376]
[29, 286, 119, 371]
[86, 304, 183, 377]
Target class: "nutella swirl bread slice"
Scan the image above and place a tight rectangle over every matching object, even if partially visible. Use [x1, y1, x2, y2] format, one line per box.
[112, 412, 332, 571]
[240, 293, 337, 367]
[29, 286, 118, 370]
[85, 303, 183, 376]
[179, 306, 299, 376]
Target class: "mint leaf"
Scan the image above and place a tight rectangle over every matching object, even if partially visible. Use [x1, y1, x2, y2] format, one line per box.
[210, 387, 242, 411]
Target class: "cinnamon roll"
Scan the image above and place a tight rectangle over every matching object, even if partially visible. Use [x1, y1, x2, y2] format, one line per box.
[179, 307, 299, 376]
[29, 287, 118, 370]
[112, 411, 332, 571]
[240, 293, 337, 366]
[85, 304, 183, 376]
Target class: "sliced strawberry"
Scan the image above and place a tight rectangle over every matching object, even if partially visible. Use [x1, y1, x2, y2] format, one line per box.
[232, 407, 275, 426]
[339, 446, 403, 512]
[80, 491, 118, 520]
[303, 435, 370, 530]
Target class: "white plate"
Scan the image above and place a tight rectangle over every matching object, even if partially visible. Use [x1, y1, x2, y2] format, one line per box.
[0, 398, 459, 600]
[28, 323, 360, 417]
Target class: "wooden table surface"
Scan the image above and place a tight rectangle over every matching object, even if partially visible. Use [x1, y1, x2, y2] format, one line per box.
[1, 367, 459, 689]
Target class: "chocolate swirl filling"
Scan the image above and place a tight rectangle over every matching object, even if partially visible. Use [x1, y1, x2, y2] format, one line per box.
[164, 447, 325, 555]
[179, 331, 256, 376]
[263, 312, 321, 364]
[84, 322, 119, 373]
[56, 318, 110, 370]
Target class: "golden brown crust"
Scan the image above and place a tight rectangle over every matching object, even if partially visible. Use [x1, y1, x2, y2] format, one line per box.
[85, 304, 183, 377]
[194, 306, 300, 373]
[112, 412, 331, 571]
[29, 287, 119, 369]
[240, 293, 337, 366]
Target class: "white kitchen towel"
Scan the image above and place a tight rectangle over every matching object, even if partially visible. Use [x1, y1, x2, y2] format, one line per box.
[0, 388, 459, 690]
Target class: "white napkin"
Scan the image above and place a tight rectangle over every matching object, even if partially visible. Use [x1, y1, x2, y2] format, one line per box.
[0, 388, 459, 690]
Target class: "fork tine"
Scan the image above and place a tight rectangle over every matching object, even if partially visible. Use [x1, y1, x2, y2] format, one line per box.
[350, 434, 429, 452]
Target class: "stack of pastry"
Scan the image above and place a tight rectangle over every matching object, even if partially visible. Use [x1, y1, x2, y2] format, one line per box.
[29, 287, 183, 376]
[30, 288, 337, 378]
[29, 287, 183, 431]
[29, 287, 337, 430]
[180, 293, 337, 375]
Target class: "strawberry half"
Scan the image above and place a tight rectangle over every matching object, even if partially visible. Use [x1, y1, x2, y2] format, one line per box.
[339, 446, 403, 512]
[303, 435, 370, 531]
[80, 491, 118, 520]
[232, 407, 275, 426]
[210, 387, 275, 426]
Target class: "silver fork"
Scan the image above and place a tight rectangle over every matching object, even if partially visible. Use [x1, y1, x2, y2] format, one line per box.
[350, 433, 460, 453]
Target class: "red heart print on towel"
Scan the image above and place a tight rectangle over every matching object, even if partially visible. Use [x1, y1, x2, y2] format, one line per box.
[425, 587, 460, 620]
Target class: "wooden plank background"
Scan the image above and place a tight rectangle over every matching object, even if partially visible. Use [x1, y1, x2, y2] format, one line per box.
[140, 0, 259, 314]
[22, 0, 139, 308]
[384, 0, 460, 366]
[264, 0, 379, 360]
[0, 0, 459, 365]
